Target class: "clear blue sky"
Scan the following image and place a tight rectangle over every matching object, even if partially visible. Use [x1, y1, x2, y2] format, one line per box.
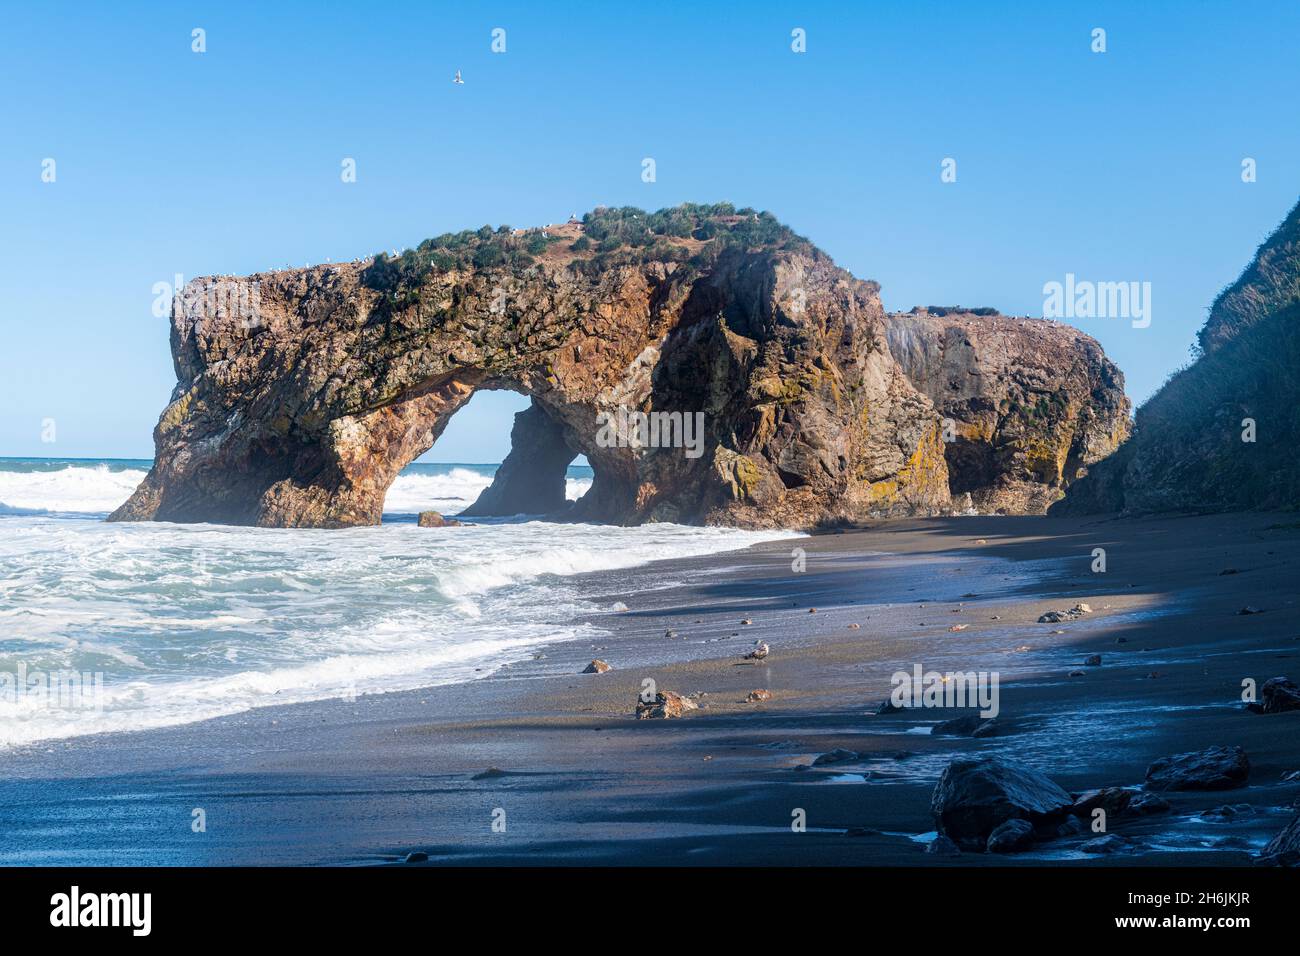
[2, 1, 1297, 461]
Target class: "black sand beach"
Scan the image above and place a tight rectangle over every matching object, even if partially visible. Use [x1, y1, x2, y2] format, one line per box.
[1, 513, 1297, 866]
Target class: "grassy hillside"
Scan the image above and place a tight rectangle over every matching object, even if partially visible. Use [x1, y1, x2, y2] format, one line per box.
[1199, 198, 1300, 354]
[1056, 197, 1300, 515]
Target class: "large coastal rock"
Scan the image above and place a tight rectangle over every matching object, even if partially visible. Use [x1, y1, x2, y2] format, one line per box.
[111, 204, 1127, 529]
[930, 755, 1074, 849]
[1055, 197, 1300, 515]
[1144, 745, 1250, 792]
[885, 308, 1130, 513]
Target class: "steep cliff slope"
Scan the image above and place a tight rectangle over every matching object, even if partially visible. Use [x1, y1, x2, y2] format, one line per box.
[1199, 198, 1300, 354]
[1055, 197, 1300, 515]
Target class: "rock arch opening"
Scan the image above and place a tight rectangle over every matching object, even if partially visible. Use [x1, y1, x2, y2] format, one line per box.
[368, 379, 607, 523]
[459, 397, 580, 517]
[343, 378, 600, 524]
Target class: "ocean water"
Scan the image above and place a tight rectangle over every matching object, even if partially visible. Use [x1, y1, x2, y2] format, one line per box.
[0, 458, 792, 747]
[0, 458, 593, 518]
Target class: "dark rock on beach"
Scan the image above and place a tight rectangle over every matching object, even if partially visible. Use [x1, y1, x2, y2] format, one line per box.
[1081, 834, 1131, 855]
[1070, 787, 1133, 818]
[582, 659, 611, 674]
[1069, 787, 1171, 822]
[1260, 812, 1300, 865]
[986, 818, 1035, 853]
[1201, 803, 1254, 822]
[1145, 745, 1250, 792]
[1259, 676, 1300, 714]
[1127, 792, 1171, 816]
[931, 755, 1074, 849]
[925, 835, 962, 857]
[932, 714, 988, 737]
[812, 748, 861, 766]
[1056, 816, 1087, 837]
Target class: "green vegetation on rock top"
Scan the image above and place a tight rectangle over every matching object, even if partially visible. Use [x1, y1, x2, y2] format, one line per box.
[361, 202, 818, 296]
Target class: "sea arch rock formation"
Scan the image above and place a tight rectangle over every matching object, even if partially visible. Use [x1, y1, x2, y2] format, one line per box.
[112, 204, 1128, 529]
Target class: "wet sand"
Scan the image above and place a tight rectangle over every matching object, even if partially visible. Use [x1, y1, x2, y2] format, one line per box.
[1, 513, 1297, 865]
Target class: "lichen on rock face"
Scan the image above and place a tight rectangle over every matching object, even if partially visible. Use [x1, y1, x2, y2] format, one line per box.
[884, 309, 1131, 514]
[111, 203, 1128, 529]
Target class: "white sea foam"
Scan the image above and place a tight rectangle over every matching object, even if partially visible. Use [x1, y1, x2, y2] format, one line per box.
[0, 465, 147, 515]
[383, 468, 593, 514]
[0, 505, 798, 746]
[383, 467, 492, 513]
[0, 463, 593, 517]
